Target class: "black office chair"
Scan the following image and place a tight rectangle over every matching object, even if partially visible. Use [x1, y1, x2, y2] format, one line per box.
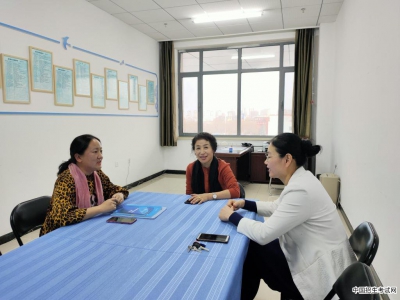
[324, 262, 379, 300]
[349, 222, 379, 266]
[282, 222, 380, 300]
[238, 182, 245, 198]
[10, 196, 51, 246]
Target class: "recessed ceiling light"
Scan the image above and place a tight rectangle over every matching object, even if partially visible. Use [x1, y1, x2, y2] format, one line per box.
[193, 10, 262, 24]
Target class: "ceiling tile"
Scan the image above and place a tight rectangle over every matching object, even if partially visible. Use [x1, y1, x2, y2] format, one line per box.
[147, 20, 188, 32]
[250, 20, 283, 32]
[131, 9, 175, 23]
[318, 15, 337, 24]
[200, 1, 243, 14]
[163, 29, 196, 39]
[111, 0, 160, 11]
[131, 23, 160, 33]
[190, 27, 224, 37]
[178, 19, 219, 30]
[90, 0, 125, 14]
[143, 31, 171, 41]
[154, 0, 198, 8]
[239, 0, 282, 10]
[112, 12, 143, 25]
[320, 2, 342, 16]
[88, 0, 338, 41]
[248, 9, 282, 23]
[283, 5, 321, 18]
[165, 5, 205, 19]
[284, 16, 318, 28]
[218, 23, 253, 35]
[281, 0, 322, 8]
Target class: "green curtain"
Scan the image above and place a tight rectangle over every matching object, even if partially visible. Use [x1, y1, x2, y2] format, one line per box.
[159, 41, 177, 146]
[293, 29, 314, 139]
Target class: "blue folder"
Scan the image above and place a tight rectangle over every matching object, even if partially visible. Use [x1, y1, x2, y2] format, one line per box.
[112, 204, 167, 219]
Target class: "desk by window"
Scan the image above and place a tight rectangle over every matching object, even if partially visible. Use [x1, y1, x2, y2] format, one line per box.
[215, 146, 253, 181]
[0, 192, 261, 299]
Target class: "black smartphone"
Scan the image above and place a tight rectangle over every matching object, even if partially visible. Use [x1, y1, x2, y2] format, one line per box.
[106, 217, 137, 224]
[197, 233, 229, 243]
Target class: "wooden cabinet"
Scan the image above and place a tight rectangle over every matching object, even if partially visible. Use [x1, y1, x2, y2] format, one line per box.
[215, 147, 252, 181]
[250, 152, 268, 183]
[250, 152, 283, 185]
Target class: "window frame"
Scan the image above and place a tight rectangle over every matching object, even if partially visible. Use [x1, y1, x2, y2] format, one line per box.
[178, 42, 295, 138]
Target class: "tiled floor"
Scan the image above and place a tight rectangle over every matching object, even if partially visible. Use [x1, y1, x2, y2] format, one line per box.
[0, 173, 350, 300]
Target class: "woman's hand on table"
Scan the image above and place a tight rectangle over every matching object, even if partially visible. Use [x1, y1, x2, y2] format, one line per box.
[189, 193, 210, 204]
[99, 199, 118, 213]
[112, 192, 125, 205]
[226, 199, 245, 211]
[219, 204, 235, 221]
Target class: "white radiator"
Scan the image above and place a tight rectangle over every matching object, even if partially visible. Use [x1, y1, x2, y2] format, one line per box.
[320, 173, 340, 205]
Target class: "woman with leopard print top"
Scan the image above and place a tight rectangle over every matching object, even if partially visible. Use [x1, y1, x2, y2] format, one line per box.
[40, 134, 128, 236]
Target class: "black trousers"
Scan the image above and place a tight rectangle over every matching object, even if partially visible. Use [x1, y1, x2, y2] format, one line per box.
[241, 239, 304, 300]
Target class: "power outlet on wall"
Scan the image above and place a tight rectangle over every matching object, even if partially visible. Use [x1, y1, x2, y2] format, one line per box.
[115, 162, 118, 167]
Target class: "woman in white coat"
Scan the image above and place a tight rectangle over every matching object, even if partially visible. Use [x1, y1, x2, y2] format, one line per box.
[219, 133, 356, 300]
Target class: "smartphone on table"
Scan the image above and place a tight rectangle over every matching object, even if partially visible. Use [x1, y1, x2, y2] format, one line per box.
[106, 217, 137, 224]
[197, 233, 229, 243]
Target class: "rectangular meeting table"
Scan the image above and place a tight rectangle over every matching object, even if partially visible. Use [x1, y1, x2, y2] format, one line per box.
[0, 191, 261, 300]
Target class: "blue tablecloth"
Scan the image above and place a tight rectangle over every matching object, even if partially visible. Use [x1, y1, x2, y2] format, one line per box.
[0, 192, 261, 300]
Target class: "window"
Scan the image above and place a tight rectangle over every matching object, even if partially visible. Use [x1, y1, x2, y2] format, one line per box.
[178, 42, 295, 137]
[203, 74, 237, 134]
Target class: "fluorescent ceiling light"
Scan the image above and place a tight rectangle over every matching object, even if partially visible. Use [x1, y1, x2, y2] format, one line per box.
[193, 10, 262, 23]
[231, 54, 275, 60]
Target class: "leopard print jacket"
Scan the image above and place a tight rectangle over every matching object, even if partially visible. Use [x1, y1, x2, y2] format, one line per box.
[40, 169, 129, 236]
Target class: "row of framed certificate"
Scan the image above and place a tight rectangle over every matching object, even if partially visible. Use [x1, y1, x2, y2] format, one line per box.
[0, 47, 156, 111]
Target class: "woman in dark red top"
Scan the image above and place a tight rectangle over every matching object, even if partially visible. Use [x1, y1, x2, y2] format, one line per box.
[186, 132, 240, 204]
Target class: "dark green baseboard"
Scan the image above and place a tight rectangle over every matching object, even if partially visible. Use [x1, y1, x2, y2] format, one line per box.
[122, 169, 185, 190]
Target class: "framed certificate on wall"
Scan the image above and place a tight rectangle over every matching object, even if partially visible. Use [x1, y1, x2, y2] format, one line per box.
[118, 80, 129, 110]
[91, 74, 105, 109]
[139, 85, 147, 111]
[54, 65, 74, 106]
[73, 59, 91, 97]
[146, 80, 155, 105]
[128, 74, 138, 102]
[29, 46, 53, 93]
[105, 68, 118, 100]
[1, 54, 30, 104]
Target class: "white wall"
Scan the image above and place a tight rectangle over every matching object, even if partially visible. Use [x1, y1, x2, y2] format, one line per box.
[0, 0, 162, 236]
[315, 24, 336, 175]
[316, 0, 400, 289]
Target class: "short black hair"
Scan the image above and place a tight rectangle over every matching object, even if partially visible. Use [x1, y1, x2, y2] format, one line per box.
[191, 132, 217, 152]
